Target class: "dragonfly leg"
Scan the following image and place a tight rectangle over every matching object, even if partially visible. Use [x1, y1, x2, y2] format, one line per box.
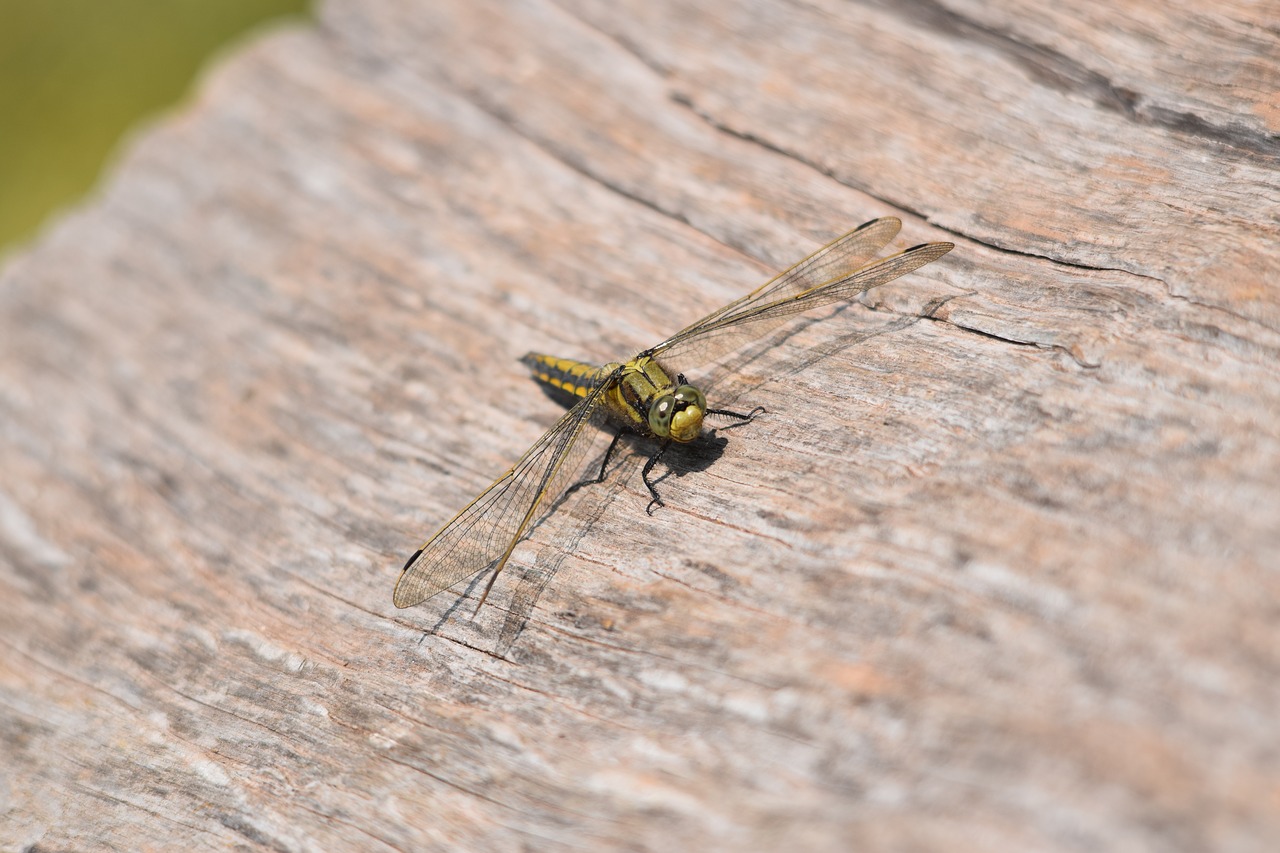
[642, 441, 672, 516]
[706, 405, 767, 423]
[565, 429, 626, 497]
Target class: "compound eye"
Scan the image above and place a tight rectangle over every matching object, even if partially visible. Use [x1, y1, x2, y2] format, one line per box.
[673, 385, 706, 413]
[668, 384, 706, 443]
[648, 394, 676, 437]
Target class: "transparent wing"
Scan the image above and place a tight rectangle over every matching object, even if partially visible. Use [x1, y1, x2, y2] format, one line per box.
[393, 386, 610, 608]
[661, 217, 902, 348]
[651, 239, 953, 370]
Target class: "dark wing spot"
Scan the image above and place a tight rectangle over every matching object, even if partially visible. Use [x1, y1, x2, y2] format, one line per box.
[400, 548, 424, 572]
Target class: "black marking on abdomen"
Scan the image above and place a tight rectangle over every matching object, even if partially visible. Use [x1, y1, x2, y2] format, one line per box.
[522, 352, 602, 399]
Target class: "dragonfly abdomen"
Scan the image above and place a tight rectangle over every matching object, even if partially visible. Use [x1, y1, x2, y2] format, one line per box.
[521, 353, 609, 400]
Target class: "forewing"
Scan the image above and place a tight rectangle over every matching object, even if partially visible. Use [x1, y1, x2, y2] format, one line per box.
[393, 389, 609, 608]
[655, 217, 902, 349]
[652, 241, 953, 370]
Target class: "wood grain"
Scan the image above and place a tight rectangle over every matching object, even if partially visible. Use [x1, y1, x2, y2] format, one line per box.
[2, 1, 1277, 850]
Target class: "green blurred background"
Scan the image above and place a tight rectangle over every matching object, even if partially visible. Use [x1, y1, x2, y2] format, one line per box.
[0, 0, 312, 254]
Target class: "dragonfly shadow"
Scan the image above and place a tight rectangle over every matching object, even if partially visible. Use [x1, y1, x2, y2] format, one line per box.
[643, 428, 732, 496]
[422, 570, 496, 637]
[528, 380, 591, 411]
[420, 515, 588, 655]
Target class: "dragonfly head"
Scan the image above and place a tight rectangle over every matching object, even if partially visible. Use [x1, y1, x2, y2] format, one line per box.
[650, 383, 707, 443]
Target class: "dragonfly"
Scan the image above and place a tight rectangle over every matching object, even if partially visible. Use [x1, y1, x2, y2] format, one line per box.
[394, 217, 953, 612]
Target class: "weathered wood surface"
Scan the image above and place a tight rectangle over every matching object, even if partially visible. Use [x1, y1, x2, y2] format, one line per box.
[2, 1, 1278, 850]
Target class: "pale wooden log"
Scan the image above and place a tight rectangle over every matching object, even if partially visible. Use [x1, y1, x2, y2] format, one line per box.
[1, 1, 1277, 850]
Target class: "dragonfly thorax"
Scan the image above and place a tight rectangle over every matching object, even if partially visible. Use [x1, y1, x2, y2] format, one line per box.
[603, 356, 708, 443]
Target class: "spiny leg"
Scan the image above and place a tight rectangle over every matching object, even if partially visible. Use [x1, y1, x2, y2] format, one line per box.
[706, 405, 767, 423]
[641, 441, 672, 516]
